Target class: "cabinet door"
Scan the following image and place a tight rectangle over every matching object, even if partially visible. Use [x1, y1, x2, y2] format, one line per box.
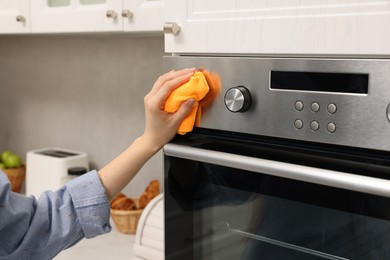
[164, 0, 390, 56]
[0, 0, 30, 33]
[122, 0, 164, 32]
[31, 0, 123, 33]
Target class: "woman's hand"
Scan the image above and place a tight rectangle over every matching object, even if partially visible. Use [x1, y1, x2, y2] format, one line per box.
[99, 68, 196, 199]
[142, 68, 196, 151]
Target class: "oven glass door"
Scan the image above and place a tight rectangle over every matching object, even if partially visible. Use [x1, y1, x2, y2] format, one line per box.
[164, 134, 390, 260]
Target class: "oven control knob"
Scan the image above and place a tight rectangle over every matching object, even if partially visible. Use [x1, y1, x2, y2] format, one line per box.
[224, 86, 251, 113]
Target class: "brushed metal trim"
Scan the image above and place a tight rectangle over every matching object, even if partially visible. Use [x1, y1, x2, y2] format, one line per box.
[163, 56, 390, 152]
[164, 143, 390, 198]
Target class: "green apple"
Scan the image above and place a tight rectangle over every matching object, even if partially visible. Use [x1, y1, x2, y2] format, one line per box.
[1, 151, 13, 163]
[0, 162, 5, 170]
[4, 154, 22, 168]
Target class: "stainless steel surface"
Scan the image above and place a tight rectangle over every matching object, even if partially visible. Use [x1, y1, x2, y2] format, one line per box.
[106, 10, 117, 19]
[294, 100, 304, 111]
[327, 122, 337, 133]
[122, 9, 133, 18]
[294, 119, 303, 129]
[311, 102, 320, 112]
[224, 86, 251, 112]
[327, 103, 337, 114]
[387, 104, 390, 122]
[16, 15, 25, 23]
[310, 120, 320, 131]
[164, 143, 390, 198]
[163, 22, 181, 35]
[164, 56, 390, 152]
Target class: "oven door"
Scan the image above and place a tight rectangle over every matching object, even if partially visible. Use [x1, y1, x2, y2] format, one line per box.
[164, 132, 390, 260]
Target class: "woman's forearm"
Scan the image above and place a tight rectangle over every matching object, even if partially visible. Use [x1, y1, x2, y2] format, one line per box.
[98, 68, 196, 200]
[98, 135, 160, 200]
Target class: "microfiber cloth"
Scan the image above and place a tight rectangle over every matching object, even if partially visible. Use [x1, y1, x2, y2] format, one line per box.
[164, 70, 221, 135]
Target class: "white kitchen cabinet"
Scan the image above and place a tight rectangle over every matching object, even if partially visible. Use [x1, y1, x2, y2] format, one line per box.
[0, 1, 31, 33]
[123, 0, 164, 32]
[164, 0, 390, 56]
[30, 0, 164, 33]
[31, 0, 123, 33]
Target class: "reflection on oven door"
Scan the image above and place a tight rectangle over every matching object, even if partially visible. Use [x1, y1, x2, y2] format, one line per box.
[193, 185, 390, 260]
[167, 159, 390, 260]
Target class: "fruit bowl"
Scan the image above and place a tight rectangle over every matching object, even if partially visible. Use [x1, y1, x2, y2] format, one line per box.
[1, 151, 25, 193]
[3, 165, 25, 193]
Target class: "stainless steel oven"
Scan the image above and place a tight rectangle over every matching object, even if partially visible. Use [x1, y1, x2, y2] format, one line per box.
[163, 56, 390, 260]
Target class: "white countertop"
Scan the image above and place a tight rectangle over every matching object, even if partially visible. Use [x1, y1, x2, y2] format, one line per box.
[54, 219, 143, 260]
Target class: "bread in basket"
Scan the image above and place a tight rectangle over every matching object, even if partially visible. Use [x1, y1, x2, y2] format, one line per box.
[110, 180, 160, 234]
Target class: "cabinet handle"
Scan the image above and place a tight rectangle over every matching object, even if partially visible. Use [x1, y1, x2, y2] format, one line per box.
[122, 9, 133, 18]
[16, 15, 26, 23]
[163, 22, 181, 35]
[106, 10, 117, 19]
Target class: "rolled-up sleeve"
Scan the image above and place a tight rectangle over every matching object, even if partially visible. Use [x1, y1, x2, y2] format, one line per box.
[0, 170, 111, 260]
[66, 170, 111, 238]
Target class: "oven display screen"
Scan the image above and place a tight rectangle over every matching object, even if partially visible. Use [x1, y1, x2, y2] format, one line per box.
[270, 71, 369, 94]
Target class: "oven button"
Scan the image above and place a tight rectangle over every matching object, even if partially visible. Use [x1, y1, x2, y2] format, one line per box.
[388, 104, 390, 122]
[294, 101, 304, 111]
[311, 102, 320, 112]
[327, 103, 337, 114]
[224, 86, 251, 113]
[294, 119, 303, 129]
[310, 120, 320, 131]
[327, 122, 337, 133]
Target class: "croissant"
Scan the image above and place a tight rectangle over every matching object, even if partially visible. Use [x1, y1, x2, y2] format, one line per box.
[110, 193, 136, 211]
[139, 180, 160, 209]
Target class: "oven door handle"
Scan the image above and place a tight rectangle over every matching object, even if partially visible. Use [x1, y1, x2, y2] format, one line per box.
[164, 143, 390, 198]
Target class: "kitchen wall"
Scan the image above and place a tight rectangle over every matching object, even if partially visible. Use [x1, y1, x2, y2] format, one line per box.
[0, 34, 165, 197]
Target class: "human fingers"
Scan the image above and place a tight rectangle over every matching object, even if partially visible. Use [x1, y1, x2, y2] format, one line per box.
[147, 70, 175, 96]
[149, 68, 195, 96]
[170, 98, 196, 126]
[152, 69, 195, 110]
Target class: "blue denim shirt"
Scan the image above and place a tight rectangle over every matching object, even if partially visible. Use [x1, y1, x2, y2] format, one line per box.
[0, 170, 111, 260]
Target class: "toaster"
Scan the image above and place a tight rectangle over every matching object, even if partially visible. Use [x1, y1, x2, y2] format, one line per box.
[26, 148, 89, 198]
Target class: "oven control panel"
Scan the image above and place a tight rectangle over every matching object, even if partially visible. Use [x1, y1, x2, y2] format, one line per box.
[293, 100, 337, 133]
[164, 56, 390, 152]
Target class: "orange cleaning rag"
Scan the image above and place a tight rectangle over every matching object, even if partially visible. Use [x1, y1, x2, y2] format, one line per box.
[164, 70, 221, 135]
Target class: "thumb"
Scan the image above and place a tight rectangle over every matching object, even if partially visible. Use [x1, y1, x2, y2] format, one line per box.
[172, 98, 196, 125]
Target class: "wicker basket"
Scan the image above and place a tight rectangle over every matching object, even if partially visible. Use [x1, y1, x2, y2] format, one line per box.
[110, 197, 143, 234]
[3, 165, 26, 193]
[111, 208, 143, 234]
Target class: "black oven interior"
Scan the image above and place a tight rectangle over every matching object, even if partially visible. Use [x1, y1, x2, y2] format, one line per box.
[164, 130, 390, 260]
